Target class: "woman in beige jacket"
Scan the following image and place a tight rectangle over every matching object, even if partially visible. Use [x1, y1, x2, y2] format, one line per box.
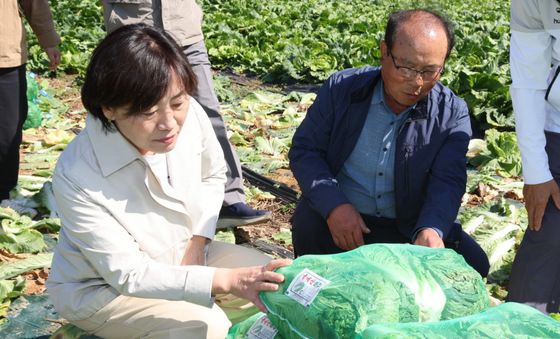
[46, 24, 290, 339]
[0, 0, 60, 201]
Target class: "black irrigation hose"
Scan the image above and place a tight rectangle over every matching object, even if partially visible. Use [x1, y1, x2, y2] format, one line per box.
[241, 165, 299, 204]
[243, 240, 294, 259]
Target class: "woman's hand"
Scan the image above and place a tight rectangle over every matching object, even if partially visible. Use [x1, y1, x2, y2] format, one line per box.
[212, 258, 292, 312]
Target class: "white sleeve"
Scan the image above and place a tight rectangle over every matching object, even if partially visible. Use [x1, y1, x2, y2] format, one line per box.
[510, 0, 553, 184]
[53, 170, 216, 307]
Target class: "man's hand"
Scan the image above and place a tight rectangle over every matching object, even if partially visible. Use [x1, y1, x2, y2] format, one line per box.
[524, 179, 560, 231]
[326, 203, 370, 251]
[413, 228, 444, 248]
[181, 236, 210, 266]
[44, 47, 60, 71]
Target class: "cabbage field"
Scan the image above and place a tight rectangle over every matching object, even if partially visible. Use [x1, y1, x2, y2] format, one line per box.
[1, 0, 551, 336]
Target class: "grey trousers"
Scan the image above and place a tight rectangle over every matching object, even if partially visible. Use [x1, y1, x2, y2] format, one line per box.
[183, 41, 245, 206]
[507, 131, 560, 313]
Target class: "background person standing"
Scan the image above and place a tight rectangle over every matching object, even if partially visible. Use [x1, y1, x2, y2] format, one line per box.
[507, 0, 560, 313]
[0, 0, 60, 201]
[101, 0, 271, 228]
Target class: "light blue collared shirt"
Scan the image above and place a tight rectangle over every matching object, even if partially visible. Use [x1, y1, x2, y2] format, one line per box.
[336, 81, 411, 218]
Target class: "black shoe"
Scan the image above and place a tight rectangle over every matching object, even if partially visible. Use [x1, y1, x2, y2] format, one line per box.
[217, 202, 271, 229]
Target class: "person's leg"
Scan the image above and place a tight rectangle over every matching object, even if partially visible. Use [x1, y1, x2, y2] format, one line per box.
[291, 198, 344, 256]
[507, 131, 560, 313]
[507, 201, 560, 313]
[360, 215, 489, 277]
[71, 295, 231, 339]
[291, 203, 409, 256]
[444, 225, 490, 278]
[360, 218, 490, 278]
[359, 217, 489, 277]
[71, 243, 270, 339]
[207, 241, 271, 324]
[182, 41, 270, 228]
[360, 214, 409, 244]
[207, 240, 271, 267]
[0, 65, 27, 201]
[183, 41, 243, 205]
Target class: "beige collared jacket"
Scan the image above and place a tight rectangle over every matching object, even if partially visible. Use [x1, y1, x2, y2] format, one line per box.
[102, 0, 203, 47]
[46, 98, 227, 321]
[0, 0, 60, 68]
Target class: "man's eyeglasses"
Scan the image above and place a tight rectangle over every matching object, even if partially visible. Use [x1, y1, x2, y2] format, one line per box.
[389, 52, 444, 82]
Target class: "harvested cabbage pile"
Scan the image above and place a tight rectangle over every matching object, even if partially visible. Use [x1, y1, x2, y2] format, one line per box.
[260, 244, 489, 338]
[227, 312, 282, 339]
[359, 302, 560, 338]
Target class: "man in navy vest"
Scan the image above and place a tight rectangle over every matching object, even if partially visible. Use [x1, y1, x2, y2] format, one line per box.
[289, 9, 489, 277]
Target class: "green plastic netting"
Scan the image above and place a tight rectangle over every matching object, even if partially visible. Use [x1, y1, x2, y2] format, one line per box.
[227, 312, 283, 339]
[260, 243, 489, 338]
[23, 72, 42, 130]
[359, 302, 560, 338]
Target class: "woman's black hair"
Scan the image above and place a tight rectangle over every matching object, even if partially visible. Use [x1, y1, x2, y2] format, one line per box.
[384, 9, 455, 60]
[81, 24, 197, 132]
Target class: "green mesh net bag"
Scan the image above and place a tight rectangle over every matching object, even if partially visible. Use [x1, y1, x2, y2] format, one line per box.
[23, 72, 42, 130]
[227, 312, 282, 339]
[260, 243, 489, 338]
[359, 302, 560, 338]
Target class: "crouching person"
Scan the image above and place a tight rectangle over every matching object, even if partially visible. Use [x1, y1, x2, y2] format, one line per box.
[288, 9, 489, 278]
[46, 24, 290, 339]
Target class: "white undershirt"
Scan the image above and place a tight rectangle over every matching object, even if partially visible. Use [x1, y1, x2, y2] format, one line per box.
[143, 153, 172, 187]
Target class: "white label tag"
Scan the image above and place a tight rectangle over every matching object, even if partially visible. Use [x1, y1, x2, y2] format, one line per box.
[284, 268, 330, 307]
[247, 314, 278, 339]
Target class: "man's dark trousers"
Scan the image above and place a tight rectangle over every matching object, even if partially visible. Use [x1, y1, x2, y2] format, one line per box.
[0, 65, 27, 200]
[507, 131, 560, 313]
[291, 198, 490, 277]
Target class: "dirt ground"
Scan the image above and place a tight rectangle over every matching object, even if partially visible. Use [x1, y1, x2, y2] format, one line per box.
[233, 168, 300, 256]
